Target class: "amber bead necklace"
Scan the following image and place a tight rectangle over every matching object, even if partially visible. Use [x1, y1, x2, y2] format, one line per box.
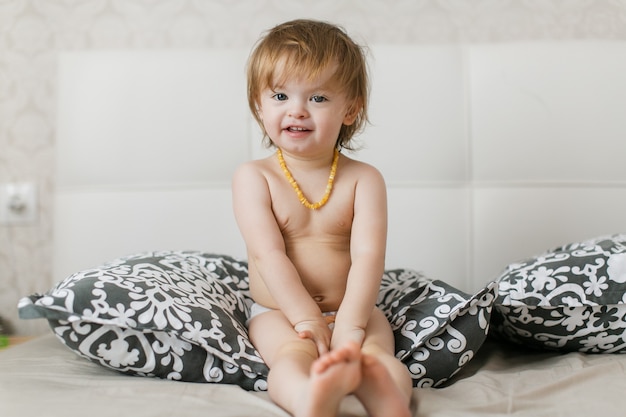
[276, 148, 339, 210]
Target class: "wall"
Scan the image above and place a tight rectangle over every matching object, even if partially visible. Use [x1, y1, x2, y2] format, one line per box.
[2, 0, 626, 335]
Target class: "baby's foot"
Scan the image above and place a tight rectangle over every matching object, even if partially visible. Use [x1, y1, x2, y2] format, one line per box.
[296, 342, 362, 417]
[355, 354, 411, 417]
[311, 341, 361, 374]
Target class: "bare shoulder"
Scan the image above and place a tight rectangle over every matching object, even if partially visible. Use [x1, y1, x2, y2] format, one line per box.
[233, 157, 269, 179]
[341, 155, 386, 187]
[232, 157, 274, 188]
[232, 157, 278, 212]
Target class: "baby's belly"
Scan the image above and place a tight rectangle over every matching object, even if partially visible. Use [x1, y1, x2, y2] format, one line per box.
[292, 245, 351, 309]
[251, 244, 351, 312]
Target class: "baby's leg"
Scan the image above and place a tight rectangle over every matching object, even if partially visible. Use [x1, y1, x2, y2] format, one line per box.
[249, 310, 360, 417]
[355, 308, 413, 417]
[305, 342, 362, 416]
[357, 353, 412, 417]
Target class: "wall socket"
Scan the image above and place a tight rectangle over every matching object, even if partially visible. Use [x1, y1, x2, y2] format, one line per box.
[0, 182, 38, 225]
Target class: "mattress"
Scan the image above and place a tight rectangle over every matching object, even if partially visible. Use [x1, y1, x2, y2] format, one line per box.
[2, 334, 624, 417]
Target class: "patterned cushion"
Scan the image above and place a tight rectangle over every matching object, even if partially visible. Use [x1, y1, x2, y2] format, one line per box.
[491, 234, 626, 353]
[379, 269, 497, 387]
[19, 252, 267, 390]
[18, 251, 497, 389]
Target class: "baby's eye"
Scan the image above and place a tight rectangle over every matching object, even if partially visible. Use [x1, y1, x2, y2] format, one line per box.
[310, 95, 327, 103]
[272, 93, 288, 101]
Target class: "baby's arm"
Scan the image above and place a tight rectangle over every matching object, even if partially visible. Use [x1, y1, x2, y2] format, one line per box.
[331, 164, 388, 350]
[232, 162, 332, 354]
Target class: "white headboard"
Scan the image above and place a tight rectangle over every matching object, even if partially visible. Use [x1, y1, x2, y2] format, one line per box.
[54, 43, 626, 293]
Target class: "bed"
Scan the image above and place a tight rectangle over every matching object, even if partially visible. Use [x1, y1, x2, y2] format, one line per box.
[5, 234, 626, 417]
[3, 43, 626, 416]
[3, 330, 626, 416]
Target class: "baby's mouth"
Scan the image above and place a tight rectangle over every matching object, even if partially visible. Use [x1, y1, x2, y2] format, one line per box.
[286, 126, 310, 132]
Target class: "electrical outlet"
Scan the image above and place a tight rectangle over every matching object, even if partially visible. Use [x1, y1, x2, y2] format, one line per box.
[0, 183, 38, 225]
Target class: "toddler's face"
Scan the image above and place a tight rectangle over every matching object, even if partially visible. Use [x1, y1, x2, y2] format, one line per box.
[257, 65, 357, 156]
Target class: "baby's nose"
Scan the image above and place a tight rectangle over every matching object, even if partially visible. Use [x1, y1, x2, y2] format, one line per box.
[288, 101, 308, 118]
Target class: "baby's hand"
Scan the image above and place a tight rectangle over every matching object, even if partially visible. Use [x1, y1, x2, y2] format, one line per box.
[330, 325, 366, 351]
[294, 318, 332, 355]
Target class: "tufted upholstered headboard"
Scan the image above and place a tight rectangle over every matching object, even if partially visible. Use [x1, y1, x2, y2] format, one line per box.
[54, 43, 626, 293]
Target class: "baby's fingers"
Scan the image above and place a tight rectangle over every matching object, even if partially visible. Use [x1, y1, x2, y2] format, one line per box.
[298, 330, 313, 340]
[315, 339, 329, 356]
[298, 331, 329, 355]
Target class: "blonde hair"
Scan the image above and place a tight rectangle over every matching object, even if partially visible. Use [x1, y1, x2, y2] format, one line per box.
[247, 19, 369, 149]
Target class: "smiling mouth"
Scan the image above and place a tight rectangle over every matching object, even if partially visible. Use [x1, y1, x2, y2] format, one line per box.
[286, 126, 310, 132]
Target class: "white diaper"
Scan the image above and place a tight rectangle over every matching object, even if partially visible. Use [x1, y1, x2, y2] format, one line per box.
[247, 302, 336, 330]
[248, 302, 274, 323]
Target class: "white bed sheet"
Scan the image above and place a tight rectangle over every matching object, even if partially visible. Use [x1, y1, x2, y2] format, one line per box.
[1, 334, 625, 417]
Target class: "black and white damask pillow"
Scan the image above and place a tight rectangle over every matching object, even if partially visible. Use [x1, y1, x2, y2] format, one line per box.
[492, 234, 626, 353]
[378, 270, 497, 387]
[19, 252, 268, 390]
[19, 251, 496, 390]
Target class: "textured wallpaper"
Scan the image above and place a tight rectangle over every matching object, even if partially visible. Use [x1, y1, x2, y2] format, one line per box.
[2, 0, 626, 335]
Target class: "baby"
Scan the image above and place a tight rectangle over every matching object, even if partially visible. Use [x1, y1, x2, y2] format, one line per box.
[232, 19, 412, 417]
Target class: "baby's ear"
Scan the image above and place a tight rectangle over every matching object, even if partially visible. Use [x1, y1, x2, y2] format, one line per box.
[343, 101, 362, 126]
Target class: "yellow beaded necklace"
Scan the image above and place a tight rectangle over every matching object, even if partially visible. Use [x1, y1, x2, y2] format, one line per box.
[276, 148, 339, 210]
